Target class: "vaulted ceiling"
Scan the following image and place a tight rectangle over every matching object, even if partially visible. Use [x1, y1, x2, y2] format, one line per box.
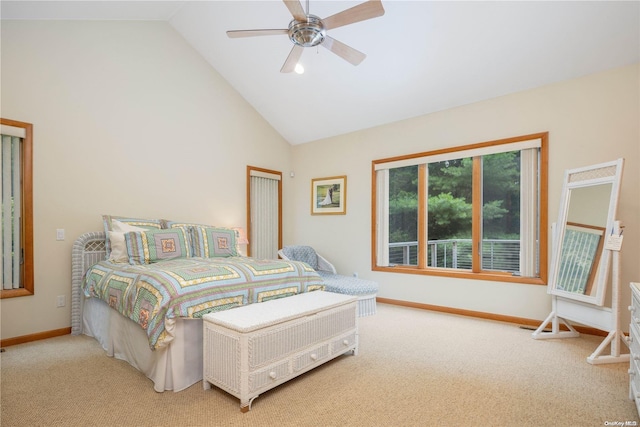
[2, 1, 639, 145]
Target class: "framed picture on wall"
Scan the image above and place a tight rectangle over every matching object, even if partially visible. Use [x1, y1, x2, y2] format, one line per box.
[311, 176, 347, 215]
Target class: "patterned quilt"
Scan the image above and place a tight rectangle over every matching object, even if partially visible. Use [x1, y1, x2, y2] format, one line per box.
[82, 257, 325, 349]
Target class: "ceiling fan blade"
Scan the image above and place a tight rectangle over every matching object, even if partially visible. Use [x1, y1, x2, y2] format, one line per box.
[322, 0, 385, 30]
[281, 44, 304, 73]
[227, 29, 288, 38]
[321, 36, 366, 66]
[283, 0, 306, 21]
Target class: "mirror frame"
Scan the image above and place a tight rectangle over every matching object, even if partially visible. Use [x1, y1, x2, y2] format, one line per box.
[548, 158, 624, 306]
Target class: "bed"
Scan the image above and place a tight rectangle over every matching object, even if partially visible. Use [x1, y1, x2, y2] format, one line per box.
[71, 218, 325, 392]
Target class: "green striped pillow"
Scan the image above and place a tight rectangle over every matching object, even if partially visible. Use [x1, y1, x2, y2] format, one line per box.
[190, 226, 239, 258]
[124, 228, 191, 264]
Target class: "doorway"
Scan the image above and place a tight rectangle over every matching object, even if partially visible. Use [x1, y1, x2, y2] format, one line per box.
[247, 166, 282, 259]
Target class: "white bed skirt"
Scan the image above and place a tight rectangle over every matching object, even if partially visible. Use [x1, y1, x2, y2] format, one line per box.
[82, 297, 203, 392]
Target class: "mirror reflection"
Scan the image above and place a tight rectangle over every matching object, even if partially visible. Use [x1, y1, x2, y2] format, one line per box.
[549, 158, 623, 306]
[566, 184, 611, 228]
[554, 184, 611, 297]
[555, 223, 605, 296]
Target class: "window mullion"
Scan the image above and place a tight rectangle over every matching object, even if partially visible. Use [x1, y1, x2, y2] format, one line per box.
[472, 157, 482, 272]
[418, 164, 427, 268]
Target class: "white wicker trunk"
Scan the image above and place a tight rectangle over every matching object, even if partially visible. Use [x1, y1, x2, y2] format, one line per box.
[202, 291, 358, 412]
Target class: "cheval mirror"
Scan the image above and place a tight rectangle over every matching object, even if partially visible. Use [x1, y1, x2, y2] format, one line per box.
[548, 158, 624, 306]
[534, 158, 626, 364]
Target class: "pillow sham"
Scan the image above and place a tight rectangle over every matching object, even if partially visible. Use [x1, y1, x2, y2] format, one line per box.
[102, 215, 163, 257]
[190, 226, 239, 258]
[108, 220, 146, 263]
[162, 220, 210, 229]
[124, 228, 191, 265]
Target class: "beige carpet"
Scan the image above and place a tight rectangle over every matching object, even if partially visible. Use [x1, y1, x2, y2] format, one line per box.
[1, 303, 638, 427]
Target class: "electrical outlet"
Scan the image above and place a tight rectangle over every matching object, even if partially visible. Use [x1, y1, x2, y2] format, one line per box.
[56, 229, 65, 241]
[56, 295, 65, 307]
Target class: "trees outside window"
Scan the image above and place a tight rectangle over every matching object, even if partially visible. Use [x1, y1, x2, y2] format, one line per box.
[374, 133, 547, 284]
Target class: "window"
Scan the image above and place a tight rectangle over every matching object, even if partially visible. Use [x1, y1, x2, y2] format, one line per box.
[1, 118, 34, 298]
[372, 133, 548, 284]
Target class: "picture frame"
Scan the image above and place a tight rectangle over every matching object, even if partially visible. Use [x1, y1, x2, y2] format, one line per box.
[311, 175, 347, 215]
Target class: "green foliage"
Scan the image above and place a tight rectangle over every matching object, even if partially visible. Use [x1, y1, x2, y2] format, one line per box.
[389, 191, 418, 243]
[481, 151, 521, 238]
[427, 193, 471, 240]
[387, 151, 522, 243]
[388, 166, 418, 243]
[482, 199, 508, 219]
[428, 158, 472, 201]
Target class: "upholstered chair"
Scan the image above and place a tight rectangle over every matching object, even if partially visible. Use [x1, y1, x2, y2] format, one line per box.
[278, 245, 378, 317]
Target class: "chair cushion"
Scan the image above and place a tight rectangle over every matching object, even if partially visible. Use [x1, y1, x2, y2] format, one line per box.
[318, 272, 378, 296]
[282, 246, 319, 270]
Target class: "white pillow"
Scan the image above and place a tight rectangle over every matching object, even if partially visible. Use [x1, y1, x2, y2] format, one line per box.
[108, 220, 145, 263]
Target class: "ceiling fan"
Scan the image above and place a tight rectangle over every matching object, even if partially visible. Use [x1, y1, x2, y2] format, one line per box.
[227, 0, 385, 73]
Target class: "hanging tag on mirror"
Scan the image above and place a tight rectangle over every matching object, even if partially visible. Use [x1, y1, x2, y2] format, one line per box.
[605, 234, 624, 251]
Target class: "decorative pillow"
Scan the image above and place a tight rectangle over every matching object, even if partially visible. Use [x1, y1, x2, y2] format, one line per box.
[190, 226, 239, 258]
[102, 215, 163, 257]
[108, 220, 146, 263]
[124, 228, 191, 264]
[162, 220, 210, 229]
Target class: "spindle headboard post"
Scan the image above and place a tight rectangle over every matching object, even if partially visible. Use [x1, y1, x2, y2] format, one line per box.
[71, 232, 106, 335]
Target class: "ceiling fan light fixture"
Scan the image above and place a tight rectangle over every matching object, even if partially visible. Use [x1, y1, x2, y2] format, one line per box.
[288, 15, 326, 47]
[226, 0, 386, 73]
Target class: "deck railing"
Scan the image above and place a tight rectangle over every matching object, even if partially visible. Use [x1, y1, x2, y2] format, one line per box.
[388, 239, 521, 272]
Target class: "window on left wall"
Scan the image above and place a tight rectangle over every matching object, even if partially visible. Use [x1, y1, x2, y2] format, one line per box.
[1, 118, 34, 298]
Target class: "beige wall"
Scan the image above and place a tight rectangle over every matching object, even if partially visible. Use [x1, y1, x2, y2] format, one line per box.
[290, 64, 640, 325]
[2, 20, 638, 341]
[0, 21, 292, 340]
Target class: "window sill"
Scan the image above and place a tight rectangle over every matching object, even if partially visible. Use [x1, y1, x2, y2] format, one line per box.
[0, 288, 34, 299]
[372, 265, 546, 286]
